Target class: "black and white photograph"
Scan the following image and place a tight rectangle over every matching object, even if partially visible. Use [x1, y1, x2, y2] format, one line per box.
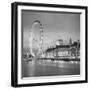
[22, 10, 80, 78]
[11, 2, 88, 87]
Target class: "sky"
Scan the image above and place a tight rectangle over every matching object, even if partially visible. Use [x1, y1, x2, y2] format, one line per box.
[22, 10, 80, 50]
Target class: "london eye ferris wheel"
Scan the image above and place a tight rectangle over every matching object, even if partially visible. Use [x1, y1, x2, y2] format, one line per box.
[29, 20, 44, 57]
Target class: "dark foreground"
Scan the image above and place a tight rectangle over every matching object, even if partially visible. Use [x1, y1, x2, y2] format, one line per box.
[22, 59, 80, 77]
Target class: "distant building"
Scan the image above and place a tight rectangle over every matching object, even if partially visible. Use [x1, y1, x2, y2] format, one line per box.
[44, 39, 80, 59]
[56, 39, 63, 46]
[69, 38, 72, 45]
[45, 45, 70, 58]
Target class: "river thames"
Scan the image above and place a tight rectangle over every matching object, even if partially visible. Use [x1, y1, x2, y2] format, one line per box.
[22, 59, 80, 78]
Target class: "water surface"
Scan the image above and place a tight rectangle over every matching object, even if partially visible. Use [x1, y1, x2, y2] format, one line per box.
[22, 59, 80, 77]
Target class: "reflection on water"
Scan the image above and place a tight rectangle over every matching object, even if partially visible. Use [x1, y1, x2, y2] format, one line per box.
[22, 59, 80, 77]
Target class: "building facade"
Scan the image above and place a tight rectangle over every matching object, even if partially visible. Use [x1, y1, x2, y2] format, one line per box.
[44, 39, 80, 59]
